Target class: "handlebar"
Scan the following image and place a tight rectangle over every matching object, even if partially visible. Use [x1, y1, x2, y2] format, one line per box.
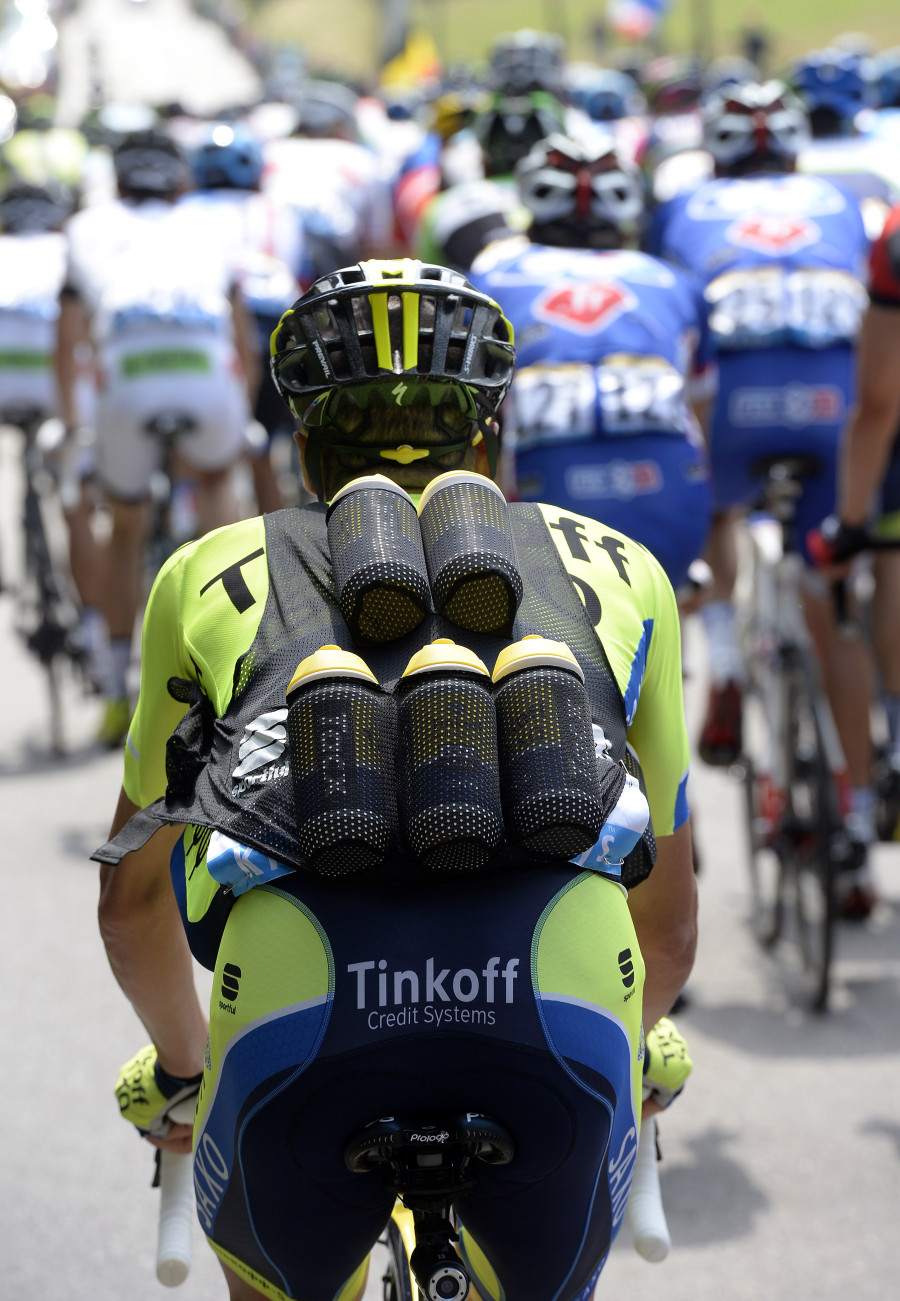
[156, 1097, 197, 1287]
[626, 1117, 670, 1263]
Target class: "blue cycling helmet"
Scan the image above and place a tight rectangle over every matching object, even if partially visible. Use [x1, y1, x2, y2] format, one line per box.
[873, 48, 900, 110]
[789, 48, 872, 136]
[191, 123, 264, 191]
[565, 65, 646, 122]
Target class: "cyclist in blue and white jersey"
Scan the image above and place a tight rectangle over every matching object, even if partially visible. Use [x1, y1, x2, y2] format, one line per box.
[470, 133, 714, 592]
[57, 128, 257, 746]
[651, 80, 879, 875]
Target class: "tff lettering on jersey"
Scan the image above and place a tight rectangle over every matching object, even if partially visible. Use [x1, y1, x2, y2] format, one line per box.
[534, 280, 638, 335]
[725, 214, 821, 256]
[685, 175, 847, 221]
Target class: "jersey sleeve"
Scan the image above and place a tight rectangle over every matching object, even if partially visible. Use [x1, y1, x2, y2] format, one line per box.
[624, 557, 691, 837]
[868, 204, 900, 307]
[122, 546, 196, 808]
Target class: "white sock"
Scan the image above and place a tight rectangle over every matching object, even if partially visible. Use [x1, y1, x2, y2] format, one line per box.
[846, 787, 876, 845]
[105, 637, 132, 701]
[698, 600, 743, 686]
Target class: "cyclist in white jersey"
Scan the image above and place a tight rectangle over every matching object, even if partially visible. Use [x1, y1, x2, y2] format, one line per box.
[262, 81, 396, 280]
[56, 128, 256, 747]
[0, 178, 108, 678]
[178, 122, 304, 511]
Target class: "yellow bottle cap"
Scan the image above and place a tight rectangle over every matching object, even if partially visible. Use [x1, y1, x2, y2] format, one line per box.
[400, 638, 490, 680]
[491, 635, 584, 684]
[287, 645, 379, 697]
[328, 474, 414, 511]
[416, 470, 507, 517]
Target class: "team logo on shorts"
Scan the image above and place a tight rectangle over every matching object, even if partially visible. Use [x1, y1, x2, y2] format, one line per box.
[534, 280, 637, 334]
[726, 214, 820, 256]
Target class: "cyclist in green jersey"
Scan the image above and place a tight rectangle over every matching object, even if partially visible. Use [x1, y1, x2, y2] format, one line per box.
[97, 260, 696, 1301]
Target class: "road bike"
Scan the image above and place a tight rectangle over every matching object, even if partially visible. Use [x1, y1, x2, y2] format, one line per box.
[154, 1101, 670, 1295]
[2, 404, 84, 752]
[734, 454, 869, 1011]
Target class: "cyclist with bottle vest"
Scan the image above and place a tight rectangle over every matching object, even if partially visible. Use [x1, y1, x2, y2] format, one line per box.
[96, 260, 695, 1301]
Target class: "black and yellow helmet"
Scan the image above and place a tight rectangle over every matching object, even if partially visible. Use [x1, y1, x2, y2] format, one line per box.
[271, 259, 515, 424]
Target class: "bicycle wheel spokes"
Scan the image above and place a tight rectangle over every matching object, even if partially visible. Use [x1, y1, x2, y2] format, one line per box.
[782, 666, 839, 1012]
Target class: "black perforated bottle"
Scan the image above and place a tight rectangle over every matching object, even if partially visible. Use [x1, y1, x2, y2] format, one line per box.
[492, 635, 604, 858]
[396, 639, 504, 872]
[286, 645, 397, 876]
[326, 475, 430, 643]
[417, 471, 523, 636]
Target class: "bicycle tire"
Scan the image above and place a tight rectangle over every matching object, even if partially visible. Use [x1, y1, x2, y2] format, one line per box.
[780, 653, 840, 1012]
[382, 1209, 416, 1301]
[736, 540, 786, 949]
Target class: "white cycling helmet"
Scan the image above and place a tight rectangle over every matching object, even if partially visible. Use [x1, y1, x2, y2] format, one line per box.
[703, 80, 809, 175]
[516, 133, 644, 249]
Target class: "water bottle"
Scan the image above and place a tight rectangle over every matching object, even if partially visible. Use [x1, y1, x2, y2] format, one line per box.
[326, 475, 430, 643]
[492, 635, 605, 858]
[285, 645, 397, 876]
[396, 638, 504, 872]
[417, 471, 523, 637]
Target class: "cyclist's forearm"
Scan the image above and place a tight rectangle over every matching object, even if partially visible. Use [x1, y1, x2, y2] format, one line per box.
[627, 821, 698, 1029]
[98, 822, 206, 1079]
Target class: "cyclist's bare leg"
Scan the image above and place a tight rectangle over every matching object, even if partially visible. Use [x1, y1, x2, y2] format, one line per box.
[250, 449, 286, 514]
[187, 461, 240, 536]
[871, 552, 900, 698]
[63, 482, 106, 612]
[103, 498, 148, 643]
[803, 585, 874, 784]
[701, 508, 740, 604]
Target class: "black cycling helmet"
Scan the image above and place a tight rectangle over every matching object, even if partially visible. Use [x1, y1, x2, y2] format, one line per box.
[517, 133, 644, 250]
[703, 80, 809, 176]
[270, 260, 516, 491]
[112, 128, 190, 199]
[474, 91, 567, 178]
[0, 180, 74, 233]
[488, 30, 565, 96]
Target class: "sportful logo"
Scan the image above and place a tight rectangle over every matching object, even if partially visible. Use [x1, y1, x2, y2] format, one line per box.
[349, 956, 520, 1032]
[232, 708, 289, 793]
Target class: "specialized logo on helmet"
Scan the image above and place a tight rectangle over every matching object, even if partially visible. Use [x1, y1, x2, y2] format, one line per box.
[726, 214, 820, 255]
[534, 280, 636, 334]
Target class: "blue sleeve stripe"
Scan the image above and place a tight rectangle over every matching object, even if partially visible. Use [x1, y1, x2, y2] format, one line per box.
[674, 766, 690, 829]
[623, 619, 653, 726]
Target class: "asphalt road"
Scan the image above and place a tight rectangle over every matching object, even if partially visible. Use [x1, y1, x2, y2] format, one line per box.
[1, 420, 899, 1299]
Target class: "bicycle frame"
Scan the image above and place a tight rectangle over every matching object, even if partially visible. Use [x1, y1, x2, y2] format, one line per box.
[737, 461, 853, 1009]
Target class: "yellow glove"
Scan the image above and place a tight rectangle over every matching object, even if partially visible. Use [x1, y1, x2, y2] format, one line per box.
[115, 1044, 201, 1138]
[642, 1017, 693, 1109]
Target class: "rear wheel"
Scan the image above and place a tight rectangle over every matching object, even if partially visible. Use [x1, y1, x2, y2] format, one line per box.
[383, 1209, 416, 1301]
[780, 657, 841, 1012]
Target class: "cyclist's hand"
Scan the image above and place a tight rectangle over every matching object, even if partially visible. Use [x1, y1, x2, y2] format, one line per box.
[115, 1044, 201, 1148]
[643, 1017, 693, 1113]
[807, 516, 869, 574]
